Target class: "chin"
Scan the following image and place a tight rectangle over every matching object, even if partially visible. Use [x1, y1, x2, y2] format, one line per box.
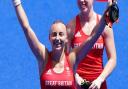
[54, 46, 63, 51]
[81, 9, 88, 13]
[55, 48, 62, 51]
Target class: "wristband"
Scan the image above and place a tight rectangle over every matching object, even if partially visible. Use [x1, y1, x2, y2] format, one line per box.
[13, 0, 21, 6]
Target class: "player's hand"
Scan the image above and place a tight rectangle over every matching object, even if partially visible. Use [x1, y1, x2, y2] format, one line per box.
[104, 0, 119, 27]
[75, 73, 85, 86]
[89, 77, 104, 89]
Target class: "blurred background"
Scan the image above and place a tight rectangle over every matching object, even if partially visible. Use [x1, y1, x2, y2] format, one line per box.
[0, 0, 128, 89]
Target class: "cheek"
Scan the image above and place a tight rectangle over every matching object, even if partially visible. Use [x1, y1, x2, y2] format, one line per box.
[49, 36, 54, 43]
[62, 37, 68, 43]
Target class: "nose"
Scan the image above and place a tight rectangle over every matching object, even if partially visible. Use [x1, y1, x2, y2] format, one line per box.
[79, 0, 86, 4]
[54, 34, 61, 44]
[55, 34, 60, 39]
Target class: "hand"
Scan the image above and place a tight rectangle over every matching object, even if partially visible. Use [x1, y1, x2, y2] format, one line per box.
[89, 77, 104, 89]
[104, 0, 119, 27]
[75, 73, 85, 86]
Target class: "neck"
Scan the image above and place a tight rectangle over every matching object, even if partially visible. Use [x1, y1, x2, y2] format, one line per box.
[79, 8, 95, 22]
[51, 47, 65, 62]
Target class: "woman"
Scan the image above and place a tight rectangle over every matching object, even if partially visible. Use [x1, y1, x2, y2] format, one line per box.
[12, 0, 113, 89]
[67, 0, 116, 89]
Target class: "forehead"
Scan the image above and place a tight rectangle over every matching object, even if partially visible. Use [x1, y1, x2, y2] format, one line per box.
[50, 22, 67, 33]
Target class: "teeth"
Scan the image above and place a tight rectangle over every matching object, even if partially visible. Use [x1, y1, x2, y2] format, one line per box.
[53, 39, 63, 47]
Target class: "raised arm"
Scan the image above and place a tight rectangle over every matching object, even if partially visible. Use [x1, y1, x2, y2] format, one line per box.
[69, 1, 118, 68]
[69, 14, 107, 66]
[12, 0, 48, 68]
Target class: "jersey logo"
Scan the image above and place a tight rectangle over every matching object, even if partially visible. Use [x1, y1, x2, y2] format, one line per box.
[66, 67, 70, 71]
[75, 31, 82, 37]
[46, 69, 52, 75]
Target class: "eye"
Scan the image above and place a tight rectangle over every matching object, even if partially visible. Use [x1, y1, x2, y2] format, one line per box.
[51, 32, 57, 37]
[59, 32, 64, 37]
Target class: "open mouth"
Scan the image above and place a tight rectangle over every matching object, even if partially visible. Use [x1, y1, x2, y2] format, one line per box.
[53, 40, 63, 48]
[80, 1, 88, 9]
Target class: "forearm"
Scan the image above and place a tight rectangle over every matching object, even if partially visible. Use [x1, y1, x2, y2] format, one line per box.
[14, 3, 30, 30]
[12, 0, 45, 58]
[88, 57, 116, 89]
[23, 27, 42, 52]
[76, 16, 106, 62]
[98, 22, 117, 82]
[88, 16, 106, 48]
[98, 58, 116, 82]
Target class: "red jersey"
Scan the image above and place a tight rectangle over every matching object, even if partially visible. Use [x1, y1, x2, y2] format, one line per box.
[71, 15, 107, 89]
[40, 54, 76, 89]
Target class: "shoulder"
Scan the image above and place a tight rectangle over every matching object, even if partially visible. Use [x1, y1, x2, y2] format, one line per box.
[66, 16, 77, 39]
[96, 14, 114, 37]
[66, 15, 78, 32]
[38, 50, 50, 75]
[102, 25, 114, 38]
[67, 18, 76, 31]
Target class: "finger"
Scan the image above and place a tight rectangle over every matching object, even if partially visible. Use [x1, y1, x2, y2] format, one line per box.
[91, 85, 97, 89]
[89, 83, 96, 89]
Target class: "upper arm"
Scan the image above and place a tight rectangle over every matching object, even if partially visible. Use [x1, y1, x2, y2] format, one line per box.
[68, 50, 77, 69]
[68, 44, 89, 71]
[33, 42, 48, 61]
[69, 37, 92, 66]
[66, 18, 76, 42]
[14, 3, 49, 73]
[24, 27, 48, 61]
[25, 27, 49, 75]
[66, 18, 76, 52]
[15, 4, 48, 60]
[103, 26, 116, 59]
